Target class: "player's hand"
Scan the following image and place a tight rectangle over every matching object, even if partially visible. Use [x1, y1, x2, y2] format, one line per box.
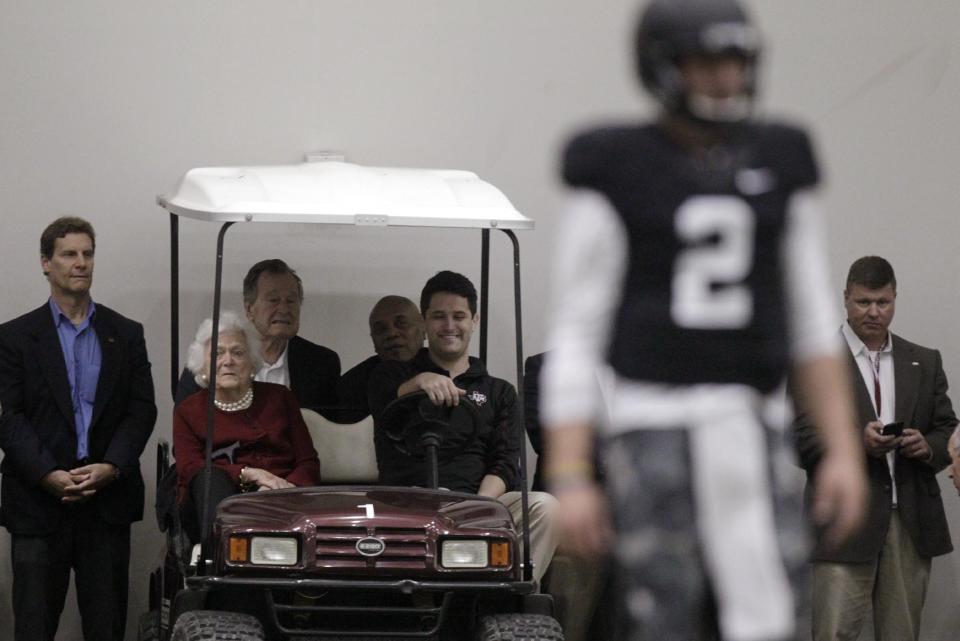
[552, 481, 614, 558]
[411, 373, 466, 407]
[898, 428, 931, 461]
[811, 449, 867, 550]
[242, 467, 295, 491]
[863, 421, 900, 458]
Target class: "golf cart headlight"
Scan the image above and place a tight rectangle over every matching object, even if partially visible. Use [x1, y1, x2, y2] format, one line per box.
[441, 540, 488, 568]
[250, 536, 298, 565]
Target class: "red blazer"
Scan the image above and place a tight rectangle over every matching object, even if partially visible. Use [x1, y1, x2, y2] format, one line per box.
[174, 381, 319, 503]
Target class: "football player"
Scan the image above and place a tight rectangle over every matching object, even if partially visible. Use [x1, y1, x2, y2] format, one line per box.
[541, 1, 867, 640]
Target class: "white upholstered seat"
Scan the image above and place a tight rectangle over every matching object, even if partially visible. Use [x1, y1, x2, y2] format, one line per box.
[301, 409, 379, 484]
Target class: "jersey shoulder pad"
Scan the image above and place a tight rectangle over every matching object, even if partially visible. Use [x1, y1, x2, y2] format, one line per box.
[752, 120, 820, 191]
[561, 124, 655, 189]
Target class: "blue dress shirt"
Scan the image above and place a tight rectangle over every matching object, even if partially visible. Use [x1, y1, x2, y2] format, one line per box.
[49, 298, 102, 460]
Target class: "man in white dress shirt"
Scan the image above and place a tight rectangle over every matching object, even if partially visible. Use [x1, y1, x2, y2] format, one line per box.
[794, 256, 956, 641]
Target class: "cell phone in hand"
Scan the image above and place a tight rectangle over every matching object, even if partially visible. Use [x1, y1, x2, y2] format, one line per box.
[881, 421, 904, 437]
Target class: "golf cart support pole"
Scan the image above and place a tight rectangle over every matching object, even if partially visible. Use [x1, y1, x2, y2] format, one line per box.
[170, 213, 180, 400]
[480, 227, 531, 582]
[198, 221, 235, 574]
[499, 228, 532, 583]
[479, 229, 490, 364]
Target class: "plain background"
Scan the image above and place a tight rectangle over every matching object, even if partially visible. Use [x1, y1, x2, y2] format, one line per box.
[1, 2, 959, 639]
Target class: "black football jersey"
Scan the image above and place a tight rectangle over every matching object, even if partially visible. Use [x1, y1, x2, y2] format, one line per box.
[563, 122, 819, 392]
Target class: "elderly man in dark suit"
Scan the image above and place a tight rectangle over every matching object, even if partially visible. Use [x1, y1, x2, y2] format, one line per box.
[793, 256, 956, 641]
[175, 259, 340, 415]
[0, 217, 157, 641]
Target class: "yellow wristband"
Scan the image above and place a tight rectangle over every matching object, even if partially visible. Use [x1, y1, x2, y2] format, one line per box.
[545, 460, 594, 479]
[545, 460, 595, 491]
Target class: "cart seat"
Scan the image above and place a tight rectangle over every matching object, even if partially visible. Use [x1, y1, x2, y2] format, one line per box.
[301, 409, 379, 484]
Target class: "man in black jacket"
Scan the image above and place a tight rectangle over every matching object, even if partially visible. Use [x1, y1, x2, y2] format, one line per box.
[175, 259, 340, 415]
[0, 217, 157, 641]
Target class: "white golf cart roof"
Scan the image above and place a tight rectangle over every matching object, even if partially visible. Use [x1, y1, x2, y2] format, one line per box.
[158, 160, 533, 230]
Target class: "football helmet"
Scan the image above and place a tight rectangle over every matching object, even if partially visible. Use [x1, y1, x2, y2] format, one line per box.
[635, 0, 761, 124]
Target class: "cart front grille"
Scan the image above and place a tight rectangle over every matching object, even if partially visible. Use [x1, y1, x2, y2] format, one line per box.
[315, 526, 430, 570]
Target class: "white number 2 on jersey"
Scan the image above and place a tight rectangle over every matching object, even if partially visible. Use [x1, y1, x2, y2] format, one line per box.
[671, 196, 755, 329]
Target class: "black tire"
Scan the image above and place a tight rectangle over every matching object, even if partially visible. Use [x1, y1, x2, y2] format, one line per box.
[138, 610, 160, 641]
[170, 610, 265, 641]
[478, 613, 564, 641]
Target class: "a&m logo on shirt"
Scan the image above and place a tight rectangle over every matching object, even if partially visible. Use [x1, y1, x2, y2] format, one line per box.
[466, 390, 487, 407]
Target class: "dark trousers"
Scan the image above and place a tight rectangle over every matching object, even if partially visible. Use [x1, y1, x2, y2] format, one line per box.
[11, 500, 131, 641]
[183, 465, 238, 543]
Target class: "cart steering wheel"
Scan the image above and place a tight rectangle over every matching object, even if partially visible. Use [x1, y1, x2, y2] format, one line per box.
[380, 390, 482, 460]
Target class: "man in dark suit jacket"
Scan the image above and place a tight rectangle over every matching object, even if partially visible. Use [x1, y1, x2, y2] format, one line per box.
[793, 256, 955, 641]
[0, 217, 157, 641]
[175, 259, 340, 415]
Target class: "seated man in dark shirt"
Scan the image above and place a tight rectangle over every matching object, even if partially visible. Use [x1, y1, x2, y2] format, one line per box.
[337, 295, 424, 422]
[175, 259, 340, 415]
[368, 270, 557, 583]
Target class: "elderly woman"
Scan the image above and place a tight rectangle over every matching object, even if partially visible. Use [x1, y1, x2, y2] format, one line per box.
[174, 311, 320, 539]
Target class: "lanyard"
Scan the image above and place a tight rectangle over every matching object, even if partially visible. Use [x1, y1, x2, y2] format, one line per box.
[869, 351, 882, 417]
[868, 335, 888, 418]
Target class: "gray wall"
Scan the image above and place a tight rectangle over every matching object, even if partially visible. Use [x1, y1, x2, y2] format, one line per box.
[0, 2, 958, 639]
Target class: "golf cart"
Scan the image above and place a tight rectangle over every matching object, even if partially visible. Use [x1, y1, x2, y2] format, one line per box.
[141, 160, 561, 641]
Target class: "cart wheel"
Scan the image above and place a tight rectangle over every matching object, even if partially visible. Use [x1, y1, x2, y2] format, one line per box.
[478, 613, 564, 641]
[170, 610, 265, 641]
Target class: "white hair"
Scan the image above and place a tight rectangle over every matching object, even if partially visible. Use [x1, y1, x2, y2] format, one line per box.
[185, 310, 264, 388]
[952, 424, 960, 453]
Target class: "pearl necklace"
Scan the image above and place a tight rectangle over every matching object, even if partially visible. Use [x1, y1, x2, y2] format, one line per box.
[214, 387, 254, 412]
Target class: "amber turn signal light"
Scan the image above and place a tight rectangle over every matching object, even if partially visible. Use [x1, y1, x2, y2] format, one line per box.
[490, 542, 510, 567]
[229, 536, 249, 563]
